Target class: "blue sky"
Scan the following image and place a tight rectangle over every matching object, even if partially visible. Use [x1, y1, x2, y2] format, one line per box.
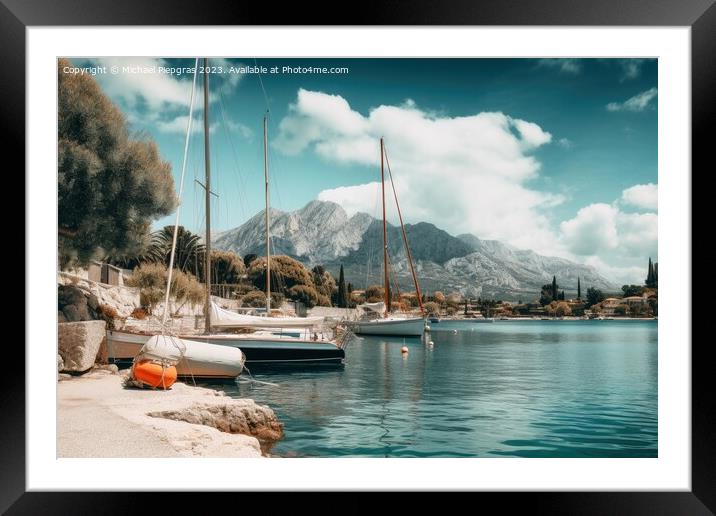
[76, 57, 657, 284]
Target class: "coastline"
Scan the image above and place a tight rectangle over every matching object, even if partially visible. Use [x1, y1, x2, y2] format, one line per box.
[57, 370, 281, 458]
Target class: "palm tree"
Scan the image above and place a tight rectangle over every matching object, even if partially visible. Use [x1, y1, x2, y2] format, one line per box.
[146, 226, 205, 275]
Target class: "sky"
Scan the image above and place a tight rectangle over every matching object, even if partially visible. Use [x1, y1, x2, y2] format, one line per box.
[73, 57, 658, 284]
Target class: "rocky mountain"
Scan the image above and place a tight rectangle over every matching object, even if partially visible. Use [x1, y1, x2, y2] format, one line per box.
[213, 200, 617, 300]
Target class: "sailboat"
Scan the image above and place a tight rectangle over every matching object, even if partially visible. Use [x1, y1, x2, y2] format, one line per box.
[108, 58, 347, 366]
[208, 115, 325, 330]
[118, 58, 246, 381]
[350, 138, 426, 337]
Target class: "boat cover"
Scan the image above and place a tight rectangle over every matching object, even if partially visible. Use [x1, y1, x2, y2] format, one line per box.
[210, 301, 325, 328]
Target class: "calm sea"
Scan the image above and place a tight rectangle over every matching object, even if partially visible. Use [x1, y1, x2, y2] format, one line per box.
[213, 320, 657, 458]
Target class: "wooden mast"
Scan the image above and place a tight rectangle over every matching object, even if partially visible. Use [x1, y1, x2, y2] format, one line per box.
[383, 142, 425, 314]
[264, 114, 271, 315]
[203, 58, 212, 333]
[381, 137, 391, 315]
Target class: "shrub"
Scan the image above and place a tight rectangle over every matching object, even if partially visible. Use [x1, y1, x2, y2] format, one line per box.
[97, 303, 119, 330]
[424, 301, 440, 316]
[131, 307, 148, 320]
[241, 290, 284, 308]
[125, 262, 205, 315]
[248, 255, 313, 294]
[365, 285, 385, 303]
[287, 285, 319, 308]
[126, 262, 166, 314]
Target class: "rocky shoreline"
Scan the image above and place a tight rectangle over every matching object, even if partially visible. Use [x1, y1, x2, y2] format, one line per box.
[58, 369, 283, 458]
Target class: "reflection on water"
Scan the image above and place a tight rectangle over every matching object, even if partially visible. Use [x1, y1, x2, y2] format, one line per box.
[204, 320, 657, 457]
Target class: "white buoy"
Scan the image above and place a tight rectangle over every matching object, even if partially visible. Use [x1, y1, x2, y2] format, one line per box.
[428, 340, 434, 346]
[424, 324, 431, 332]
[401, 346, 409, 354]
[452, 329, 458, 334]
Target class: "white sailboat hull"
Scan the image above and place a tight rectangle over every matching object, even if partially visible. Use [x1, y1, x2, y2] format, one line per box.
[107, 329, 345, 366]
[351, 317, 425, 336]
[107, 331, 245, 379]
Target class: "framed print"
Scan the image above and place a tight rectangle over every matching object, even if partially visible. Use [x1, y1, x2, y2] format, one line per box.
[8, 0, 712, 512]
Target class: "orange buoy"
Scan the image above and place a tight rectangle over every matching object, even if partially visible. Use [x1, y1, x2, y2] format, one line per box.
[131, 360, 177, 389]
[401, 346, 409, 354]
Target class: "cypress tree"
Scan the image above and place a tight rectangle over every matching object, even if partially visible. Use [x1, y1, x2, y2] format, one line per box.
[646, 258, 656, 288]
[551, 276, 558, 301]
[337, 264, 348, 308]
[577, 277, 581, 299]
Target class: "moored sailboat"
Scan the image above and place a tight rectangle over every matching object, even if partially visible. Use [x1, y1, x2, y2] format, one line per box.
[350, 138, 425, 337]
[109, 61, 346, 366]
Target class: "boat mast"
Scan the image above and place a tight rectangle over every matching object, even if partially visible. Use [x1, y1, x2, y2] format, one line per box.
[383, 142, 425, 315]
[264, 113, 271, 315]
[203, 58, 212, 333]
[381, 137, 391, 315]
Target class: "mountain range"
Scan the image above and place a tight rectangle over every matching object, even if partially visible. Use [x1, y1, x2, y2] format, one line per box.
[213, 200, 617, 300]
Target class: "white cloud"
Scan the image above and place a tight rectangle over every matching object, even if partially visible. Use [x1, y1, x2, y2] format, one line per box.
[87, 58, 195, 110]
[559, 202, 657, 283]
[606, 87, 658, 112]
[583, 256, 646, 286]
[537, 59, 582, 74]
[85, 57, 243, 114]
[617, 211, 658, 255]
[157, 115, 252, 140]
[557, 137, 572, 149]
[277, 89, 562, 255]
[621, 183, 657, 211]
[560, 203, 620, 256]
[619, 59, 645, 81]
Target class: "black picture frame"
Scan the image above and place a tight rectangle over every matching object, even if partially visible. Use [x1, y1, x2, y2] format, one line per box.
[6, 0, 710, 512]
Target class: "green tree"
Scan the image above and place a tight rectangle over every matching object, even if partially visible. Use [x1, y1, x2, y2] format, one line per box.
[144, 226, 205, 274]
[311, 265, 336, 307]
[208, 250, 246, 285]
[58, 59, 176, 268]
[287, 285, 319, 308]
[336, 265, 348, 308]
[577, 277, 581, 300]
[551, 276, 558, 301]
[622, 284, 644, 297]
[585, 287, 605, 307]
[243, 253, 258, 269]
[247, 255, 312, 295]
[645, 257, 657, 288]
[539, 284, 554, 306]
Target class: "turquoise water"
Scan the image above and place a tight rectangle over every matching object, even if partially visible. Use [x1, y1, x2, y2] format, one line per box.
[216, 320, 657, 457]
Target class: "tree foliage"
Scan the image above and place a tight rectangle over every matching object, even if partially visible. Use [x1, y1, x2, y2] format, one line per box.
[240, 290, 284, 308]
[208, 250, 246, 285]
[287, 285, 319, 308]
[336, 265, 348, 308]
[248, 255, 312, 294]
[621, 284, 644, 297]
[365, 285, 385, 303]
[585, 287, 605, 307]
[58, 58, 176, 268]
[124, 262, 205, 315]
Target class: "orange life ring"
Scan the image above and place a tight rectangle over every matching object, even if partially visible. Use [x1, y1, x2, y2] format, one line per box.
[131, 360, 177, 389]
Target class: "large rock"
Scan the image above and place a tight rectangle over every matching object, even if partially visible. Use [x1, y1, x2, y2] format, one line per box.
[62, 303, 91, 322]
[149, 401, 284, 442]
[58, 320, 107, 372]
[58, 273, 140, 318]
